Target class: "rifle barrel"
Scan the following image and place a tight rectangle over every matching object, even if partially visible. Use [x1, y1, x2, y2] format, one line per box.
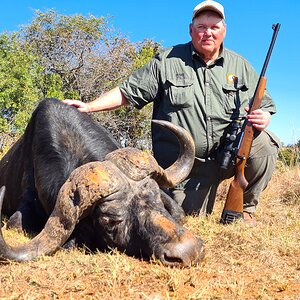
[260, 23, 281, 78]
[249, 23, 281, 110]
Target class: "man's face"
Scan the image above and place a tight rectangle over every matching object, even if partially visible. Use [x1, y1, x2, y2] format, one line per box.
[190, 11, 226, 60]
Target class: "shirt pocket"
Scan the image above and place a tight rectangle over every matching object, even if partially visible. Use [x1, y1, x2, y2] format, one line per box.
[222, 83, 249, 115]
[165, 77, 194, 108]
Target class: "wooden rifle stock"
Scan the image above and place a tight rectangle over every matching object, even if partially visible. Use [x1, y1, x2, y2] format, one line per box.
[220, 23, 280, 224]
[220, 78, 266, 223]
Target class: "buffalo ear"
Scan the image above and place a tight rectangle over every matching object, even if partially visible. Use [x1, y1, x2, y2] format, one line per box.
[159, 190, 185, 224]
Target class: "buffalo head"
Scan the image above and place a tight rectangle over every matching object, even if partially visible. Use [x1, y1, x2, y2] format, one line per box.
[0, 120, 204, 267]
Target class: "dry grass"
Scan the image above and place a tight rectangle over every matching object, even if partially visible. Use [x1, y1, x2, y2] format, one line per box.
[0, 165, 300, 299]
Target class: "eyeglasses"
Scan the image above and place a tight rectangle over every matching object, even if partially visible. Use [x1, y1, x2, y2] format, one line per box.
[194, 24, 223, 34]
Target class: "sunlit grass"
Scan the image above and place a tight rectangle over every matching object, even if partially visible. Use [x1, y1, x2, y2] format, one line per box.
[0, 165, 299, 299]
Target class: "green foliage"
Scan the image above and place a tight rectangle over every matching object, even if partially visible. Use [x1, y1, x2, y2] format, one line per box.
[0, 9, 161, 147]
[94, 39, 160, 149]
[20, 10, 110, 99]
[0, 33, 42, 134]
[19, 9, 161, 147]
[39, 73, 64, 99]
[96, 104, 153, 150]
[278, 147, 299, 167]
[22, 9, 106, 61]
[132, 39, 160, 70]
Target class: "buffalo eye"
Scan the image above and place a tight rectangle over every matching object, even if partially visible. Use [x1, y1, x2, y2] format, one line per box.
[101, 216, 122, 228]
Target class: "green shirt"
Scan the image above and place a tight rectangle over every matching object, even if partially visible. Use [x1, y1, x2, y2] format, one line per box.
[119, 42, 276, 168]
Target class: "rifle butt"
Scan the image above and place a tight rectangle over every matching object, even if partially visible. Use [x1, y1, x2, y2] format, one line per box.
[220, 210, 243, 224]
[220, 178, 245, 224]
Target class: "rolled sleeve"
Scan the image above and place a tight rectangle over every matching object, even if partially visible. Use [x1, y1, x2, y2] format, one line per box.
[261, 89, 276, 114]
[119, 55, 161, 110]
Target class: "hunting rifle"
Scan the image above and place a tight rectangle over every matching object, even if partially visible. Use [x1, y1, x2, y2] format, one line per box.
[220, 23, 281, 224]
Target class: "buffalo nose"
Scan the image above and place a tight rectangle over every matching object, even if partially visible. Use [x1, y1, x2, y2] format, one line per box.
[159, 231, 204, 267]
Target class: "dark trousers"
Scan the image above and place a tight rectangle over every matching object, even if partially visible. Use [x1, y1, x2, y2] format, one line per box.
[168, 130, 280, 215]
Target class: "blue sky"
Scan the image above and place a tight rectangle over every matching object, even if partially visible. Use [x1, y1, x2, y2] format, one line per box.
[0, 0, 299, 145]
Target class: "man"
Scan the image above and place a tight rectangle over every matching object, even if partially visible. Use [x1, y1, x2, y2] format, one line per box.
[64, 1, 280, 225]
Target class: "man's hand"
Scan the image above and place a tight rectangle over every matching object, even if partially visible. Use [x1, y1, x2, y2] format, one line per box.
[245, 107, 271, 131]
[63, 99, 90, 113]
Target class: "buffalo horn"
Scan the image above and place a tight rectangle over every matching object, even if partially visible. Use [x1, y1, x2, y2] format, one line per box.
[152, 120, 195, 188]
[0, 162, 119, 262]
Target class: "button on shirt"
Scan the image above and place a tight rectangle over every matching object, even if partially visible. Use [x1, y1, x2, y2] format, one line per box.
[119, 42, 276, 168]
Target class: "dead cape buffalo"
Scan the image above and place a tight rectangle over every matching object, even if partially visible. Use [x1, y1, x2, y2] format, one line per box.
[0, 98, 204, 267]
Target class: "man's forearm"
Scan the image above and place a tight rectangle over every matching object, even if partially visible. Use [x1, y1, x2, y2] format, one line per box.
[87, 86, 129, 112]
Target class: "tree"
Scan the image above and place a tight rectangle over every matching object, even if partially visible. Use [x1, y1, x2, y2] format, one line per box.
[20, 10, 160, 148]
[0, 10, 160, 149]
[0, 33, 42, 134]
[21, 10, 139, 101]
